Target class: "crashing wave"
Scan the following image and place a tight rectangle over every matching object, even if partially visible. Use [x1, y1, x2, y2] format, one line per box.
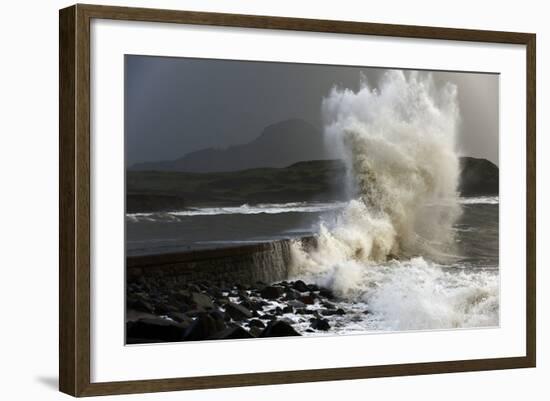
[289, 70, 498, 330]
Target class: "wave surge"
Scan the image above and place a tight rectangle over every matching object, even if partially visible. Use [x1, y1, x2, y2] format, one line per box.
[290, 71, 498, 331]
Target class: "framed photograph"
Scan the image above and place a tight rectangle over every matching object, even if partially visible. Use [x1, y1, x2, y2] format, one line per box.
[59, 4, 536, 397]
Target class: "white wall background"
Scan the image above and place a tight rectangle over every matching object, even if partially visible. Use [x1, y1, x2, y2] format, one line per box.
[0, 1, 546, 400]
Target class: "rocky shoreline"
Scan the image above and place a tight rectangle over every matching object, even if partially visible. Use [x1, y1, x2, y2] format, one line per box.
[127, 277, 351, 344]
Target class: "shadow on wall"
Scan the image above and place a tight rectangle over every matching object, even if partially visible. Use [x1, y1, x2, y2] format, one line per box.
[35, 376, 58, 391]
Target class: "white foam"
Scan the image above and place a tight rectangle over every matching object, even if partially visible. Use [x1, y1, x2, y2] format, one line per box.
[459, 196, 499, 205]
[290, 71, 498, 330]
[126, 201, 346, 222]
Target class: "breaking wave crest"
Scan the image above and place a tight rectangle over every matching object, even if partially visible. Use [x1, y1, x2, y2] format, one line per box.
[127, 201, 346, 222]
[459, 196, 499, 205]
[289, 71, 498, 330]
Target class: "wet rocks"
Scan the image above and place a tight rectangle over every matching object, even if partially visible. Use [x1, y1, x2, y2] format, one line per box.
[296, 308, 318, 316]
[249, 326, 264, 337]
[185, 313, 225, 341]
[287, 300, 306, 309]
[320, 306, 345, 317]
[191, 292, 215, 310]
[260, 320, 301, 337]
[127, 293, 155, 314]
[248, 319, 266, 329]
[307, 283, 319, 292]
[282, 305, 294, 314]
[239, 299, 264, 312]
[299, 294, 315, 305]
[126, 276, 350, 343]
[208, 326, 253, 340]
[310, 317, 330, 331]
[321, 301, 336, 309]
[260, 285, 285, 299]
[127, 317, 188, 343]
[166, 312, 193, 324]
[224, 302, 253, 321]
[292, 280, 310, 293]
[262, 313, 278, 321]
[155, 302, 180, 315]
[319, 288, 335, 299]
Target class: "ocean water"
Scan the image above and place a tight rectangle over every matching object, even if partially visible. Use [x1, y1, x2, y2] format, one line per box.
[125, 201, 342, 255]
[287, 198, 499, 333]
[126, 71, 499, 333]
[126, 197, 498, 332]
[126, 197, 497, 261]
[285, 71, 499, 332]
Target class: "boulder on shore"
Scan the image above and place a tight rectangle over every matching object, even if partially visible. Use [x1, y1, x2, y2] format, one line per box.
[208, 326, 253, 340]
[184, 313, 225, 341]
[224, 302, 254, 321]
[260, 286, 285, 299]
[260, 320, 301, 337]
[310, 317, 331, 331]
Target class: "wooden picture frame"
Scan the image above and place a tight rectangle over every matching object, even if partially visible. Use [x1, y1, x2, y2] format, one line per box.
[59, 3, 536, 397]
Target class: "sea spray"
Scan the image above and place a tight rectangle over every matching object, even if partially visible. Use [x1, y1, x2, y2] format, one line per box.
[289, 71, 498, 330]
[328, 70, 461, 256]
[291, 70, 461, 271]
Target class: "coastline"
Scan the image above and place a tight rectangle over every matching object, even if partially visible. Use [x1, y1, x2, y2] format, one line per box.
[125, 195, 500, 344]
[126, 236, 342, 343]
[127, 236, 316, 286]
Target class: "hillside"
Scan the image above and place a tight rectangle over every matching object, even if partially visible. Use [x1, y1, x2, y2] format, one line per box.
[459, 156, 499, 196]
[126, 157, 498, 213]
[130, 119, 327, 173]
[127, 160, 346, 213]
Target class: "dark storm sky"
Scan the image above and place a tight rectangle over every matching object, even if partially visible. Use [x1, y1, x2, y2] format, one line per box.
[125, 55, 499, 166]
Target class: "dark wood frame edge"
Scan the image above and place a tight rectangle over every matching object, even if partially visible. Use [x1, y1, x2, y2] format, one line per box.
[59, 3, 536, 397]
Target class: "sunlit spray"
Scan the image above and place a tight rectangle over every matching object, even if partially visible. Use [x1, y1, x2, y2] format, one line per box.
[289, 71, 498, 330]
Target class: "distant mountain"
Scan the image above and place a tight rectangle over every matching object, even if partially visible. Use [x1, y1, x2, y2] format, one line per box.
[127, 159, 346, 213]
[130, 119, 327, 173]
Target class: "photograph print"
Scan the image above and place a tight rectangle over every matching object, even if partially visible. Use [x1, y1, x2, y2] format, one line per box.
[125, 56, 499, 344]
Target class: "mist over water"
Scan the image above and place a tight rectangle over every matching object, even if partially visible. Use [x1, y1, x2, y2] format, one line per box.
[289, 71, 499, 331]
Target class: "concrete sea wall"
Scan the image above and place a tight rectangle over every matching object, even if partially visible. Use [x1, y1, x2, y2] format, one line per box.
[127, 237, 312, 286]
